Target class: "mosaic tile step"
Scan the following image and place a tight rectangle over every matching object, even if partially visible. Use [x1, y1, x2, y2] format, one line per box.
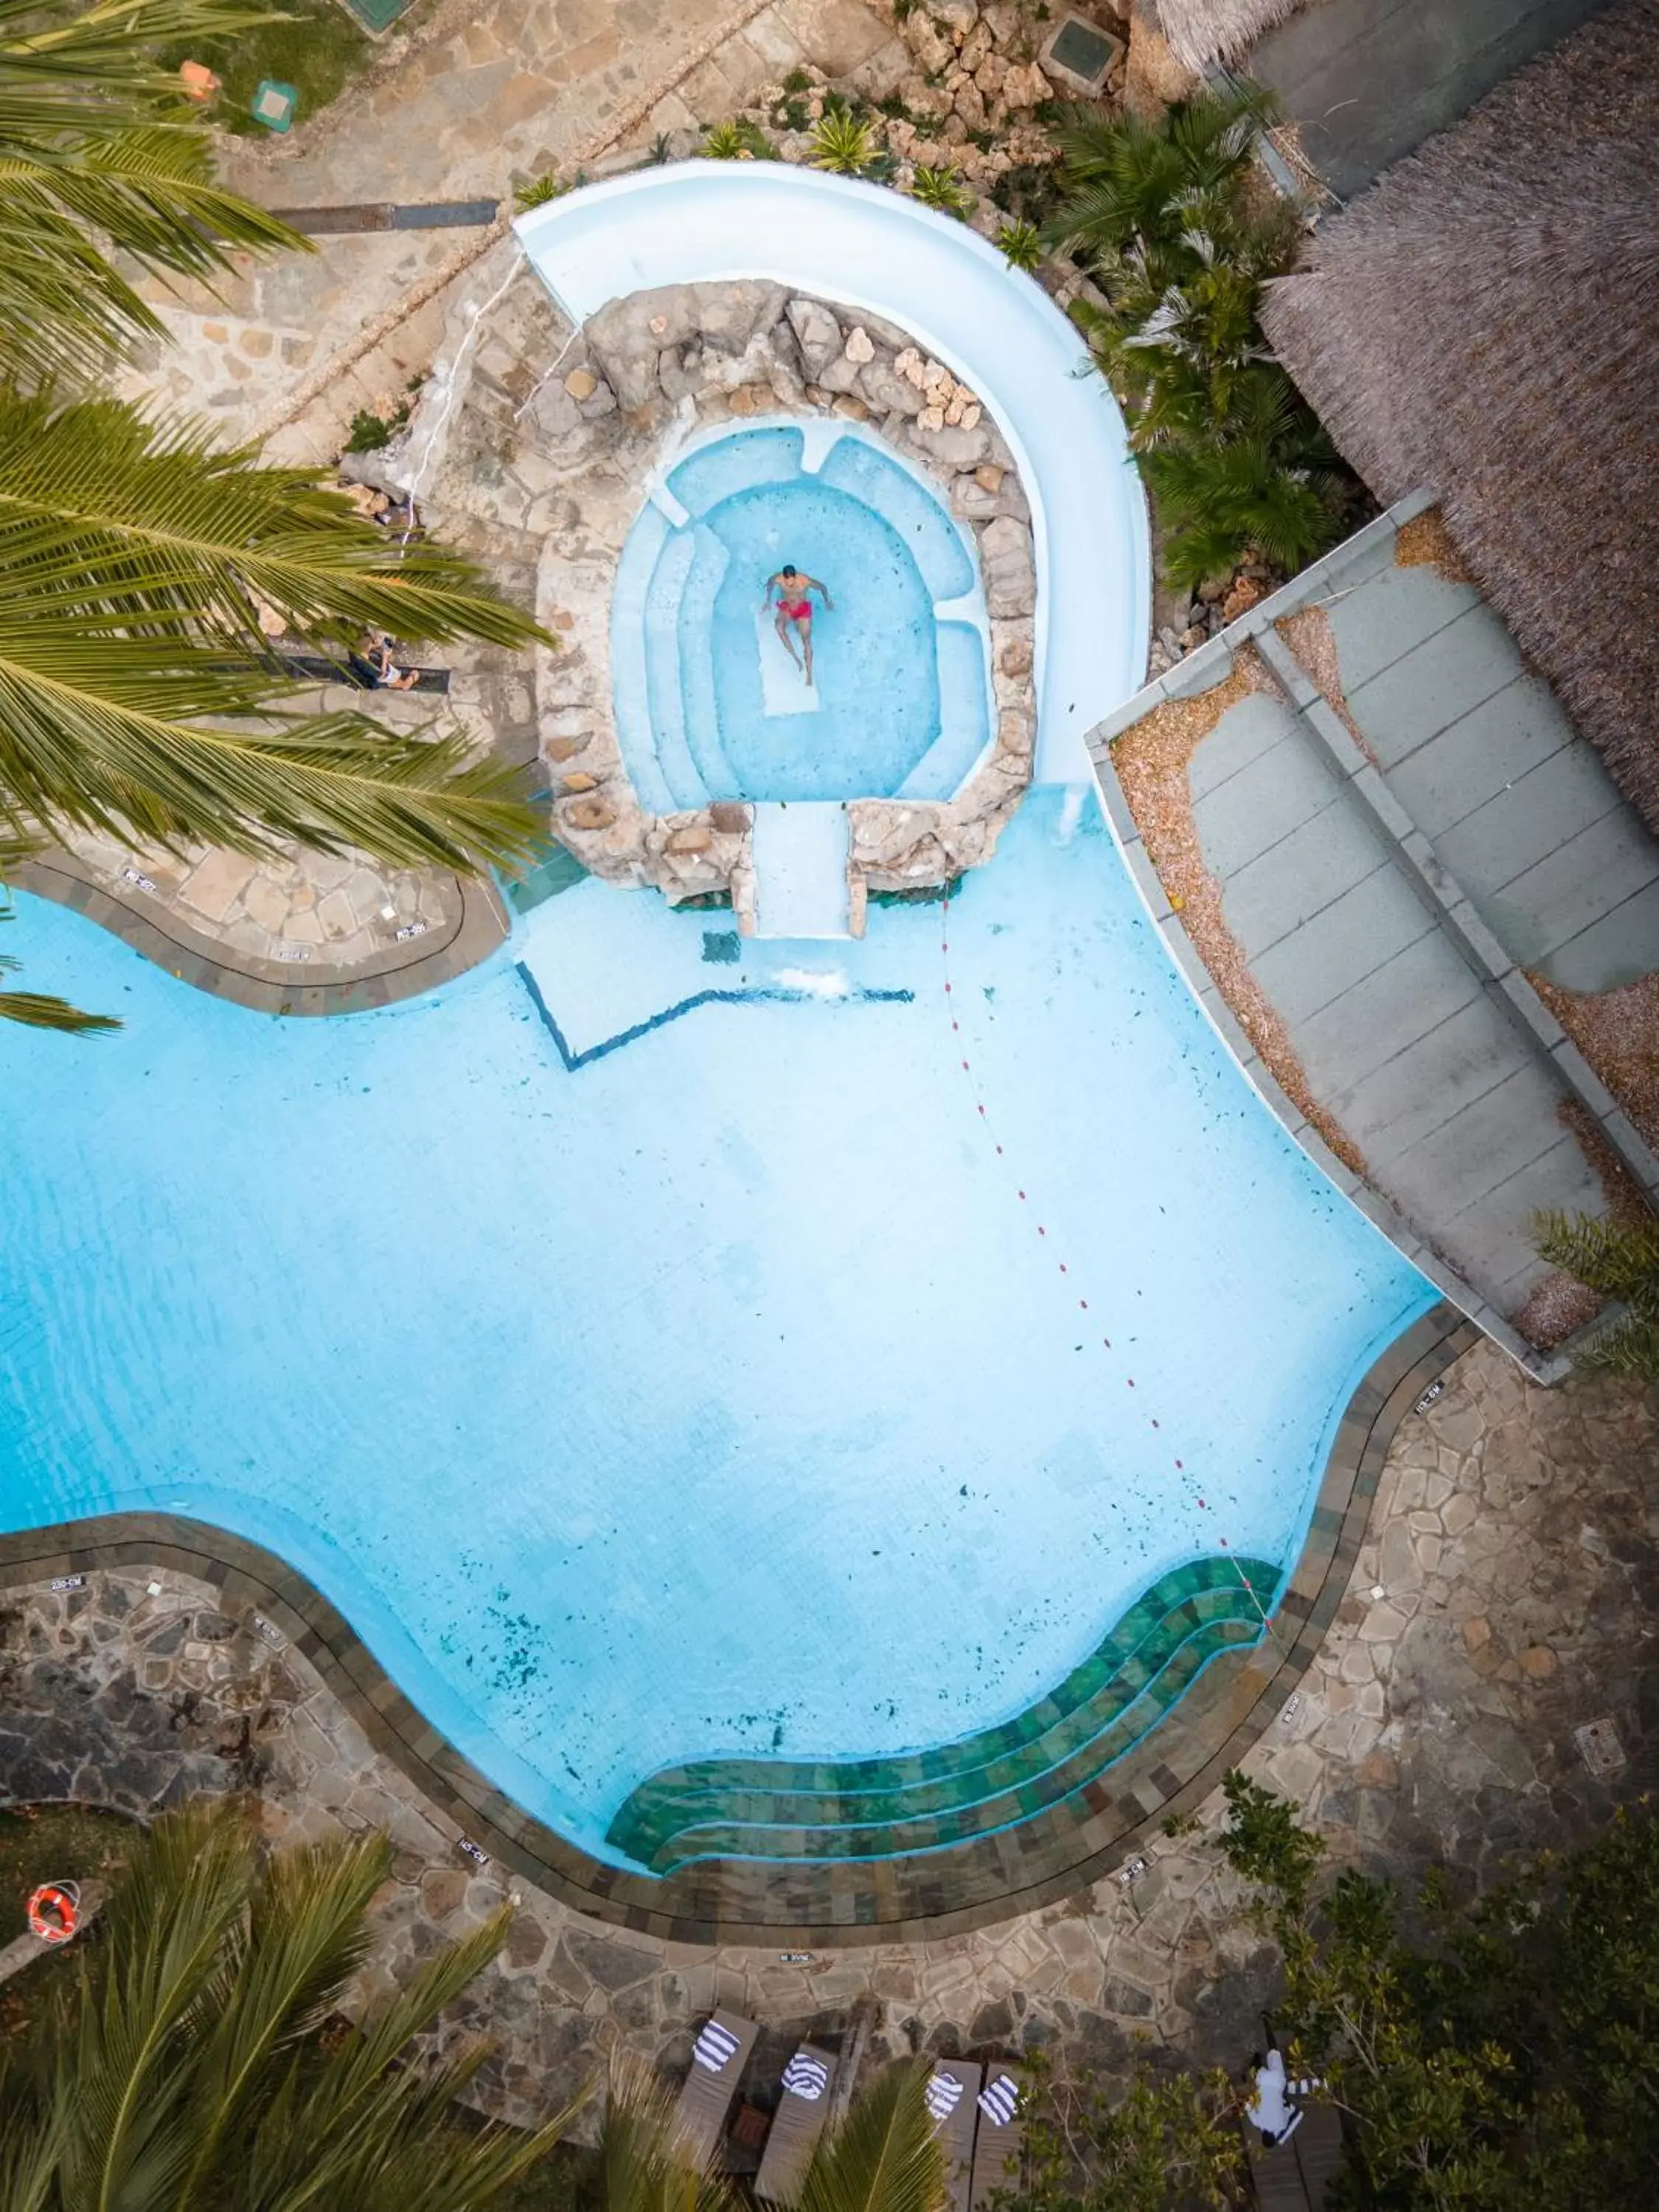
[608, 1554, 1275, 1871]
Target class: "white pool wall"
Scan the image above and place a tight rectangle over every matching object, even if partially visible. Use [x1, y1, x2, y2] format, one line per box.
[514, 163, 1152, 786]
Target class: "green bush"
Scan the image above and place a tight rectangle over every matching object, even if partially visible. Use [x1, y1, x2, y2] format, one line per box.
[1045, 84, 1349, 588]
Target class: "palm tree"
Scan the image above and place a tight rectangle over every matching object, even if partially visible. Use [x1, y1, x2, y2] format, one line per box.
[1043, 83, 1287, 291]
[559, 2052, 947, 2212]
[0, 1, 549, 1030]
[1043, 85, 1346, 588]
[1534, 1211, 1659, 1380]
[0, 1802, 581, 2211]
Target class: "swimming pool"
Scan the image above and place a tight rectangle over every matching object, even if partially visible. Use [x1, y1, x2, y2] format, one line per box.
[612, 422, 992, 807]
[0, 793, 1433, 1874]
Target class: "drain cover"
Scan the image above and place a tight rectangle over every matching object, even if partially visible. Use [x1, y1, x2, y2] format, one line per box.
[1574, 1716, 1627, 1778]
[1043, 15, 1125, 94]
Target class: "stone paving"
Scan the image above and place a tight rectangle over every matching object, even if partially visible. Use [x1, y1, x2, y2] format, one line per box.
[4, 1340, 1652, 2123]
[122, 0, 905, 465]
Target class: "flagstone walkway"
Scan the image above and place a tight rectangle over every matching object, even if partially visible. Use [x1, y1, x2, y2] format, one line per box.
[4, 1341, 1652, 2123]
[128, 0, 903, 465]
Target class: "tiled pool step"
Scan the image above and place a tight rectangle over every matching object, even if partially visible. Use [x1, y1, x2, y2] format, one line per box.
[608, 1554, 1275, 1870]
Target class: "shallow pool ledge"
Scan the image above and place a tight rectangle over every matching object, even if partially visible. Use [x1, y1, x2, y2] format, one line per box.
[0, 1302, 1475, 1945]
[513, 164, 1151, 787]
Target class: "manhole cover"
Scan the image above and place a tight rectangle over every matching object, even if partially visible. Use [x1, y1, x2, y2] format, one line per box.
[1574, 1716, 1627, 1778]
[1044, 16, 1124, 93]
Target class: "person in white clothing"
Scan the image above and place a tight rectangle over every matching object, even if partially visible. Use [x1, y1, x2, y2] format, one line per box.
[1245, 2050, 1325, 2146]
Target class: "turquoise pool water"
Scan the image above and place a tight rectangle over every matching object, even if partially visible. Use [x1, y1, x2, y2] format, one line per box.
[612, 424, 992, 808]
[0, 795, 1433, 1867]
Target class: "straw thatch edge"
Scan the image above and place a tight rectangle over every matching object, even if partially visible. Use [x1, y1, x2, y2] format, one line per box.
[1262, 0, 1659, 830]
[1155, 0, 1306, 69]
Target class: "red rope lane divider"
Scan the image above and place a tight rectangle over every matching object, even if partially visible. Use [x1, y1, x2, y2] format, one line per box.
[938, 890, 1284, 1649]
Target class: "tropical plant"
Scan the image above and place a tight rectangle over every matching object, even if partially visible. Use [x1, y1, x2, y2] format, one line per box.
[0, 0, 550, 1032]
[0, 0, 306, 388]
[1136, 372, 1343, 588]
[513, 171, 571, 210]
[1008, 2050, 1246, 2212]
[1210, 1778, 1659, 2208]
[557, 2051, 948, 2212]
[997, 218, 1043, 271]
[808, 110, 877, 175]
[908, 163, 973, 218]
[1534, 1210, 1659, 1379]
[1043, 84, 1347, 586]
[699, 116, 773, 161]
[0, 1801, 581, 2210]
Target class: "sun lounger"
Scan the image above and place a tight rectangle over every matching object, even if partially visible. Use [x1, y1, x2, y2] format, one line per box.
[671, 2011, 759, 2167]
[968, 2065, 1026, 2208]
[927, 2059, 983, 2212]
[754, 2042, 839, 2205]
[279, 651, 452, 694]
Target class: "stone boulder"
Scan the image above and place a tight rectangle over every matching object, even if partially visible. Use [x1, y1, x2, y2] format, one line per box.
[785, 296, 842, 382]
[583, 283, 700, 407]
[858, 360, 925, 417]
[901, 10, 955, 76]
[691, 279, 787, 355]
[980, 514, 1037, 616]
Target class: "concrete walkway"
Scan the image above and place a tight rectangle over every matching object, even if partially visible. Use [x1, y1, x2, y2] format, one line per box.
[1248, 0, 1614, 198]
[122, 0, 902, 465]
[1088, 494, 1659, 1361]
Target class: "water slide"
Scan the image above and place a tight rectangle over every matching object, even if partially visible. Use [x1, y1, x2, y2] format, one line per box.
[515, 164, 1150, 787]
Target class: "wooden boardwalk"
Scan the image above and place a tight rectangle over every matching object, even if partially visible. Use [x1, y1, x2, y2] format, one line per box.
[1245, 2104, 1346, 2209]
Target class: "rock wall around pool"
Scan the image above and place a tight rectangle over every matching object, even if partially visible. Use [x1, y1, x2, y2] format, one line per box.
[376, 256, 1040, 931]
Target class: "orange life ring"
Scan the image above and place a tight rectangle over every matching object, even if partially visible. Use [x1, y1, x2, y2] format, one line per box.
[27, 1881, 80, 1944]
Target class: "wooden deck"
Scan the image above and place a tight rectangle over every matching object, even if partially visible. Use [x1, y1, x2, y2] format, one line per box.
[1245, 2103, 1346, 2209]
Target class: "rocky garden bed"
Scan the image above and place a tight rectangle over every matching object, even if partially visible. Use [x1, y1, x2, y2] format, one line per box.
[371, 265, 1043, 927]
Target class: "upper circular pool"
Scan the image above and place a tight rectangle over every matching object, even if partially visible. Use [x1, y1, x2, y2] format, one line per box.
[611, 421, 994, 808]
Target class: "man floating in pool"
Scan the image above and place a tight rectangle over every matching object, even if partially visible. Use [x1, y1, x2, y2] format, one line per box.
[764, 563, 833, 685]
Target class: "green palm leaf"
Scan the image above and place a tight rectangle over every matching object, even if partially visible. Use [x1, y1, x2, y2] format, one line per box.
[798, 2060, 947, 2212]
[0, 3, 306, 380]
[1534, 1208, 1659, 1382]
[0, 1804, 583, 2212]
[0, 390, 545, 868]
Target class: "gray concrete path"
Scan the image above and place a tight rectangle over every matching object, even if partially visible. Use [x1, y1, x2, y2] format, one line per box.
[1248, 0, 1613, 198]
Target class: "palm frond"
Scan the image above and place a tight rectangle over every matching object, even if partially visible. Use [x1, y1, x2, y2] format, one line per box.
[0, 0, 284, 133]
[58, 1802, 256, 2212]
[576, 2053, 736, 2212]
[0, 391, 546, 869]
[0, 4, 307, 379]
[1568, 1310, 1659, 1381]
[174, 1832, 395, 2205]
[0, 986, 120, 1031]
[799, 2060, 947, 2212]
[1534, 1209, 1659, 1301]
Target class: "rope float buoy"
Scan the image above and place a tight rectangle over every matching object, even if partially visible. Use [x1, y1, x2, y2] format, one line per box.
[938, 889, 1281, 1649]
[27, 1879, 81, 1944]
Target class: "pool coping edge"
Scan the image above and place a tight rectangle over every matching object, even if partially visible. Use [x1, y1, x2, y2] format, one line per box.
[0, 1301, 1475, 1944]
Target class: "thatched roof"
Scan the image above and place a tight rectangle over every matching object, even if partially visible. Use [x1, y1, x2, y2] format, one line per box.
[1153, 0, 1306, 69]
[1263, 0, 1659, 828]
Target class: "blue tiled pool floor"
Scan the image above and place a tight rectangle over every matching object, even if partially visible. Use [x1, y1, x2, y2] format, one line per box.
[0, 795, 1433, 1868]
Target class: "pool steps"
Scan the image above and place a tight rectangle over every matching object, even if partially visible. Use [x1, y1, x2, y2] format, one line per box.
[606, 1553, 1274, 1869]
[749, 802, 852, 939]
[610, 420, 994, 813]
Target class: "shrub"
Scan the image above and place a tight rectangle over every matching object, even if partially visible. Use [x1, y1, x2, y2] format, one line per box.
[808, 111, 878, 175]
[998, 217, 1043, 270]
[910, 161, 973, 218]
[700, 117, 774, 161]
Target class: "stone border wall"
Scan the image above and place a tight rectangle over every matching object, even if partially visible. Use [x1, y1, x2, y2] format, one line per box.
[394, 269, 1040, 933]
[0, 1303, 1475, 1944]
